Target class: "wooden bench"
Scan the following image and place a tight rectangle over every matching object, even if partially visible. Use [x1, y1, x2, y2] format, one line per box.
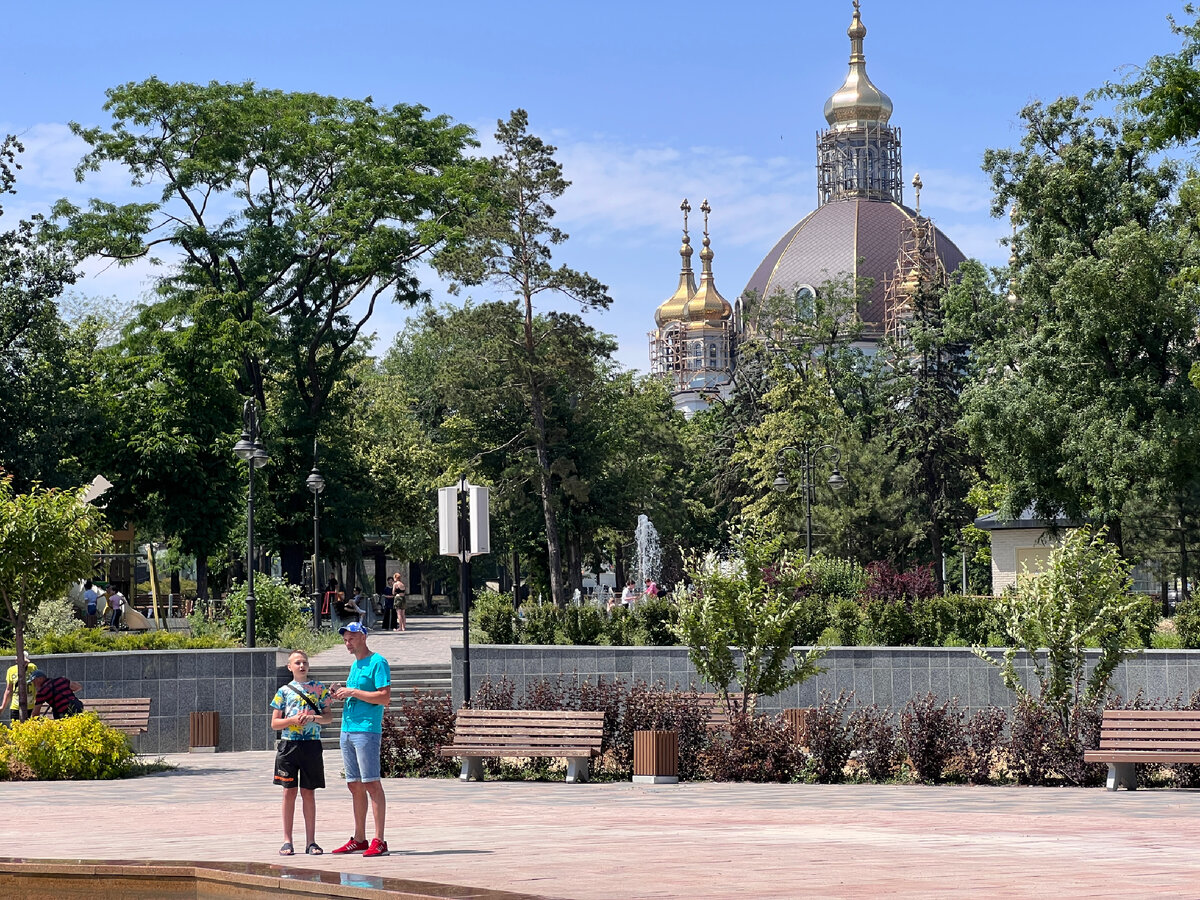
[81, 697, 152, 735]
[1084, 709, 1200, 790]
[697, 692, 750, 730]
[439, 709, 605, 783]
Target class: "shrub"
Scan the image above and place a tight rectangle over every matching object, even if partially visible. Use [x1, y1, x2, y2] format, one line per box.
[8, 630, 236, 655]
[473, 676, 517, 711]
[963, 707, 1007, 785]
[911, 595, 1000, 647]
[864, 561, 936, 603]
[225, 576, 308, 646]
[898, 693, 964, 784]
[804, 691, 855, 783]
[613, 681, 711, 781]
[1007, 699, 1057, 786]
[828, 599, 862, 646]
[790, 593, 831, 646]
[276, 623, 340, 658]
[1173, 597, 1200, 648]
[380, 689, 457, 777]
[1123, 595, 1160, 648]
[518, 602, 561, 645]
[848, 704, 898, 781]
[860, 597, 915, 646]
[602, 606, 638, 646]
[703, 713, 800, 782]
[631, 596, 679, 646]
[559, 606, 604, 646]
[2, 713, 135, 780]
[27, 594, 83, 640]
[803, 555, 867, 601]
[473, 589, 518, 645]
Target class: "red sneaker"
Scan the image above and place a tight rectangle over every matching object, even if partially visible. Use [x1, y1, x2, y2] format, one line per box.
[332, 837, 369, 854]
[363, 838, 389, 858]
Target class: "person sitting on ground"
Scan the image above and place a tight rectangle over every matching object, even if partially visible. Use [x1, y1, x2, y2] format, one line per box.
[32, 671, 84, 718]
[270, 648, 332, 857]
[344, 589, 365, 625]
[2, 651, 37, 722]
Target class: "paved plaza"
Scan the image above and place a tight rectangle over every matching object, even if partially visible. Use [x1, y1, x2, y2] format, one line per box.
[4, 746, 1200, 898]
[6, 618, 1200, 897]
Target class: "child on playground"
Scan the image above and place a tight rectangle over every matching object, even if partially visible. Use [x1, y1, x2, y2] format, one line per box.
[269, 649, 332, 856]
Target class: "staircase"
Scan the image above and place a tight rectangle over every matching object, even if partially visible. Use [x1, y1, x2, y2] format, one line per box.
[307, 662, 451, 750]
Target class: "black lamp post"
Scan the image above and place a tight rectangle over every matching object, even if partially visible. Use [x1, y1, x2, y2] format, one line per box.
[233, 399, 270, 647]
[306, 439, 326, 632]
[773, 443, 847, 559]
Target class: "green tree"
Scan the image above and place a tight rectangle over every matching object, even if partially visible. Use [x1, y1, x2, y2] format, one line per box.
[0, 136, 87, 490]
[973, 527, 1141, 725]
[675, 523, 826, 715]
[966, 96, 1200, 563]
[438, 110, 611, 606]
[0, 478, 109, 710]
[54, 78, 485, 575]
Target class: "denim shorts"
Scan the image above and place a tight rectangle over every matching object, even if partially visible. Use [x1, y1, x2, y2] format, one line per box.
[340, 730, 382, 783]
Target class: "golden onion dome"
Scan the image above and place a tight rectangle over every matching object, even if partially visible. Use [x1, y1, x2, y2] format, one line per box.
[682, 228, 732, 323]
[823, 2, 893, 131]
[654, 201, 699, 327]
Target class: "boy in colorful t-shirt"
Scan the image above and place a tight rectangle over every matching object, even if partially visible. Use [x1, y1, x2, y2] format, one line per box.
[269, 649, 331, 856]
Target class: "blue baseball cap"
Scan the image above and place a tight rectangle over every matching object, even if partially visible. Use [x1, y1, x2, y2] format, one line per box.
[338, 621, 370, 636]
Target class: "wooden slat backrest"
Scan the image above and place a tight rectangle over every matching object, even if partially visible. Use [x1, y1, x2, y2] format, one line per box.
[81, 698, 151, 732]
[450, 709, 604, 749]
[1098, 710, 1200, 750]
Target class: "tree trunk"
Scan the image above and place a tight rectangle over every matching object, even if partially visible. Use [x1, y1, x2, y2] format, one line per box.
[614, 540, 626, 590]
[420, 559, 434, 613]
[196, 557, 210, 602]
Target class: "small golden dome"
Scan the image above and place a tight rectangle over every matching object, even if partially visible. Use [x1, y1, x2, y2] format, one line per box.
[655, 199, 698, 327]
[682, 201, 732, 324]
[823, 2, 893, 131]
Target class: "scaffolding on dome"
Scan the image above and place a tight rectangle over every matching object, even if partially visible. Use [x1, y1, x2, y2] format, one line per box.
[648, 319, 735, 394]
[883, 212, 949, 339]
[816, 123, 903, 206]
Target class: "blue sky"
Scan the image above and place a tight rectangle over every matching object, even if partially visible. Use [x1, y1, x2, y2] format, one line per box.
[3, 1, 1190, 371]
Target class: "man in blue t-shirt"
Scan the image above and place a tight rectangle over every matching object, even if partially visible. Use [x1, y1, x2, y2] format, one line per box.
[330, 622, 391, 858]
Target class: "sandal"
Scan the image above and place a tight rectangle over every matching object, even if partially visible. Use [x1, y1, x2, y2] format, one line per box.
[279, 843, 294, 856]
[306, 843, 323, 856]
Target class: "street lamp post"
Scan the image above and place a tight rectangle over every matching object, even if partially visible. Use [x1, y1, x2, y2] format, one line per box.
[773, 443, 848, 559]
[306, 439, 326, 633]
[233, 399, 270, 648]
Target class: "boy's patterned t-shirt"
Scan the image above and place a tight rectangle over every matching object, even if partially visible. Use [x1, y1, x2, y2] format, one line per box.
[269, 679, 331, 741]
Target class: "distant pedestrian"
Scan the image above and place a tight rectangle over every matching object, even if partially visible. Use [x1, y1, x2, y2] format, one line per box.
[270, 649, 332, 856]
[32, 671, 84, 718]
[2, 651, 37, 722]
[106, 587, 126, 630]
[620, 579, 637, 609]
[321, 578, 339, 622]
[387, 572, 406, 632]
[331, 622, 391, 858]
[83, 580, 100, 628]
[644, 579, 659, 600]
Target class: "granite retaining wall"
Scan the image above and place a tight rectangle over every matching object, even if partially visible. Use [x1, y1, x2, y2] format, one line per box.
[2, 649, 289, 753]
[451, 645, 1200, 715]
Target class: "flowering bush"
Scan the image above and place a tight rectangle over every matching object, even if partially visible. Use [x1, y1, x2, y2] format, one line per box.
[1, 713, 135, 780]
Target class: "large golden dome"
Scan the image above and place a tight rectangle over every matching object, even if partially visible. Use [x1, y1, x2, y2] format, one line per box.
[654, 201, 698, 327]
[822, 1, 893, 130]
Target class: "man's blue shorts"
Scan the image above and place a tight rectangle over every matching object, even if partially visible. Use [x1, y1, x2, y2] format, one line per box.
[340, 730, 382, 783]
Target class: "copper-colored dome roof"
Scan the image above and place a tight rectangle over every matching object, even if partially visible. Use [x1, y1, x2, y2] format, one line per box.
[741, 199, 966, 337]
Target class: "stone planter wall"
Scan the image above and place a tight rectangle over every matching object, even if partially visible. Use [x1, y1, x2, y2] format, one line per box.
[1, 649, 289, 753]
[452, 645, 1200, 716]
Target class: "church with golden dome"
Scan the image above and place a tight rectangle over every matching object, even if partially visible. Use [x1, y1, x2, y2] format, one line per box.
[649, 1, 966, 416]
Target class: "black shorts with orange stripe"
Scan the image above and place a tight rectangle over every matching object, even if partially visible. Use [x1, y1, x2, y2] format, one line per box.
[273, 739, 325, 790]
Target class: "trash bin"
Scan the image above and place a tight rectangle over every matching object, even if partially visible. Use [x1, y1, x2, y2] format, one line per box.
[190, 711, 219, 752]
[633, 729, 678, 784]
[783, 708, 811, 748]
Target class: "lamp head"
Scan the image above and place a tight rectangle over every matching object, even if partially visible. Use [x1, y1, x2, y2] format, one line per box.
[772, 471, 789, 493]
[827, 468, 847, 492]
[307, 467, 326, 494]
[251, 443, 270, 469]
[233, 432, 255, 460]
